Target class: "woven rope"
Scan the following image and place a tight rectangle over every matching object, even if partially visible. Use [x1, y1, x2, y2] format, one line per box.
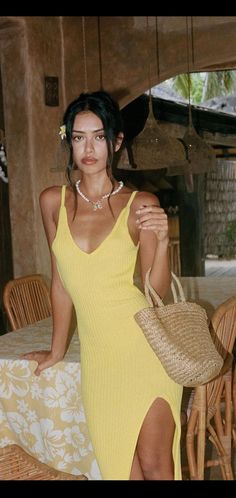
[135, 270, 223, 387]
[0, 445, 88, 480]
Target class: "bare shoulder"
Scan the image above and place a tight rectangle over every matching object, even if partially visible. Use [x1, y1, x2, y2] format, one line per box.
[132, 190, 160, 211]
[39, 185, 64, 212]
[39, 186, 66, 227]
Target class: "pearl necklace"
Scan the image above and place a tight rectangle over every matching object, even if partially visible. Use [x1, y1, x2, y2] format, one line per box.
[75, 180, 124, 211]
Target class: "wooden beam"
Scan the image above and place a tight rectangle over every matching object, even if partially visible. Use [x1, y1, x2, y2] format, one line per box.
[202, 131, 236, 147]
[214, 147, 236, 158]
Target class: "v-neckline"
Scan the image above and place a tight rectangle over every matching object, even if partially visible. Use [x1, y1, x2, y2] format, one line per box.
[63, 195, 134, 256]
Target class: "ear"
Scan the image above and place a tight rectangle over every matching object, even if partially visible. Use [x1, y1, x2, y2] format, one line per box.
[114, 132, 124, 152]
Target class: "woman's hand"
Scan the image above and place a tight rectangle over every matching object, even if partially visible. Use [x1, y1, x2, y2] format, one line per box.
[136, 205, 169, 242]
[20, 350, 63, 376]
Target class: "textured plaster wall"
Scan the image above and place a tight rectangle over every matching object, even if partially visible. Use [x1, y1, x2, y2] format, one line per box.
[1, 16, 236, 279]
[0, 19, 37, 276]
[24, 17, 66, 278]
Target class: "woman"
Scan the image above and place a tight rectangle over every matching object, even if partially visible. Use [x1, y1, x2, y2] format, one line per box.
[22, 91, 183, 480]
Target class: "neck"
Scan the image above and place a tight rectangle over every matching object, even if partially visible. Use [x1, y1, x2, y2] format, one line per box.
[79, 174, 113, 197]
[75, 178, 124, 211]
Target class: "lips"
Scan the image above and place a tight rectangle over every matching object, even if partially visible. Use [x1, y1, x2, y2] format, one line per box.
[81, 157, 97, 164]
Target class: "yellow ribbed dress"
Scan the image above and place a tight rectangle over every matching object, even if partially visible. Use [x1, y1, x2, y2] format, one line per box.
[52, 186, 183, 480]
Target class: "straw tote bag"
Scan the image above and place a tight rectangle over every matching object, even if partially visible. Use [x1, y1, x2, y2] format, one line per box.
[134, 270, 223, 387]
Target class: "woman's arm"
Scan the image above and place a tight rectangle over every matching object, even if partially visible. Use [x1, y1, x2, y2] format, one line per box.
[21, 186, 73, 375]
[134, 191, 171, 298]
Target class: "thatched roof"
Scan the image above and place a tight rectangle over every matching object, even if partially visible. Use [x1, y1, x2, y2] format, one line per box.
[204, 161, 236, 258]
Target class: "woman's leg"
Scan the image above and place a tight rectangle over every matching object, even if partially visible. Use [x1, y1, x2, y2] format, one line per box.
[129, 451, 144, 480]
[134, 398, 176, 480]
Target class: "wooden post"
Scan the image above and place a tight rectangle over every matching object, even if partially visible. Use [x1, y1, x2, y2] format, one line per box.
[177, 175, 205, 276]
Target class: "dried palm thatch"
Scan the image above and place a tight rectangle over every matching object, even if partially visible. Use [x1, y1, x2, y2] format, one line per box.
[204, 161, 236, 257]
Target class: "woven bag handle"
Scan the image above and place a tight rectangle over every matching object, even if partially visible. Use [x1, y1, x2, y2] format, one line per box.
[144, 268, 186, 307]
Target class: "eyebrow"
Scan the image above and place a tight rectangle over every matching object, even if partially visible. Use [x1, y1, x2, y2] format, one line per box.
[72, 127, 104, 134]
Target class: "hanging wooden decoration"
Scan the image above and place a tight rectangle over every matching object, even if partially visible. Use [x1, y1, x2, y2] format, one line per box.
[168, 17, 216, 181]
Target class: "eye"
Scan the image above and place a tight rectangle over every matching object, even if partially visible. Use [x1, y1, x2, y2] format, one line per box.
[96, 134, 106, 141]
[72, 135, 83, 142]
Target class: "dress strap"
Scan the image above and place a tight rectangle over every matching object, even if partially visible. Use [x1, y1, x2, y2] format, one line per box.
[60, 185, 66, 207]
[123, 190, 138, 224]
[126, 190, 138, 210]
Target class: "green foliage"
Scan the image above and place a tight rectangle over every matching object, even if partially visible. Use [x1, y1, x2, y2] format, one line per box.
[202, 71, 236, 101]
[191, 74, 204, 104]
[170, 70, 236, 105]
[225, 220, 236, 242]
[173, 74, 190, 100]
[172, 73, 204, 104]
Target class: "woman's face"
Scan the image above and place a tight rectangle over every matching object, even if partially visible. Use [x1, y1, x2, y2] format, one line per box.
[71, 111, 108, 173]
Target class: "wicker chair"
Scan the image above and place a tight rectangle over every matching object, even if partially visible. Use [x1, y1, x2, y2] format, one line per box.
[0, 444, 88, 480]
[232, 363, 236, 447]
[3, 274, 52, 331]
[185, 296, 236, 480]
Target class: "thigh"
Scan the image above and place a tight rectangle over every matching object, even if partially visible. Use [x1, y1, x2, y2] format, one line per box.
[137, 397, 175, 465]
[129, 451, 144, 480]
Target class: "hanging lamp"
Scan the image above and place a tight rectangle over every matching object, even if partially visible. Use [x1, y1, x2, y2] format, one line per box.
[131, 93, 184, 170]
[130, 16, 185, 171]
[168, 17, 216, 180]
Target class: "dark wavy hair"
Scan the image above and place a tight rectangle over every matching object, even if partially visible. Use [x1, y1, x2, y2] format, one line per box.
[63, 90, 124, 188]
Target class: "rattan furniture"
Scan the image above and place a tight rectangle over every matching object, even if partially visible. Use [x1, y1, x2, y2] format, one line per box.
[185, 296, 236, 480]
[232, 363, 236, 447]
[3, 274, 52, 330]
[0, 444, 88, 480]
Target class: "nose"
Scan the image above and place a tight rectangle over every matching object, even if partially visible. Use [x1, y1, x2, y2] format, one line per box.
[85, 138, 94, 153]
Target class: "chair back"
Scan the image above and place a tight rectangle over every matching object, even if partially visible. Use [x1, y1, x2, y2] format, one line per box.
[3, 274, 52, 330]
[206, 296, 236, 423]
[185, 295, 236, 480]
[0, 444, 87, 480]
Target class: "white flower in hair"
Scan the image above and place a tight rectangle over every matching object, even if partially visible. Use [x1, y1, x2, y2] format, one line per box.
[59, 124, 66, 141]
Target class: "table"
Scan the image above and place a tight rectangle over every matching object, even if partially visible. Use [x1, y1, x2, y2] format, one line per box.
[0, 317, 102, 480]
[1, 277, 235, 479]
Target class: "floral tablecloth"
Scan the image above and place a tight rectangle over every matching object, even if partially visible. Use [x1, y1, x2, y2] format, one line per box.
[0, 317, 102, 480]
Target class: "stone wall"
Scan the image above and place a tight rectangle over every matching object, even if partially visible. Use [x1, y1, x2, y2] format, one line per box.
[1, 16, 236, 278]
